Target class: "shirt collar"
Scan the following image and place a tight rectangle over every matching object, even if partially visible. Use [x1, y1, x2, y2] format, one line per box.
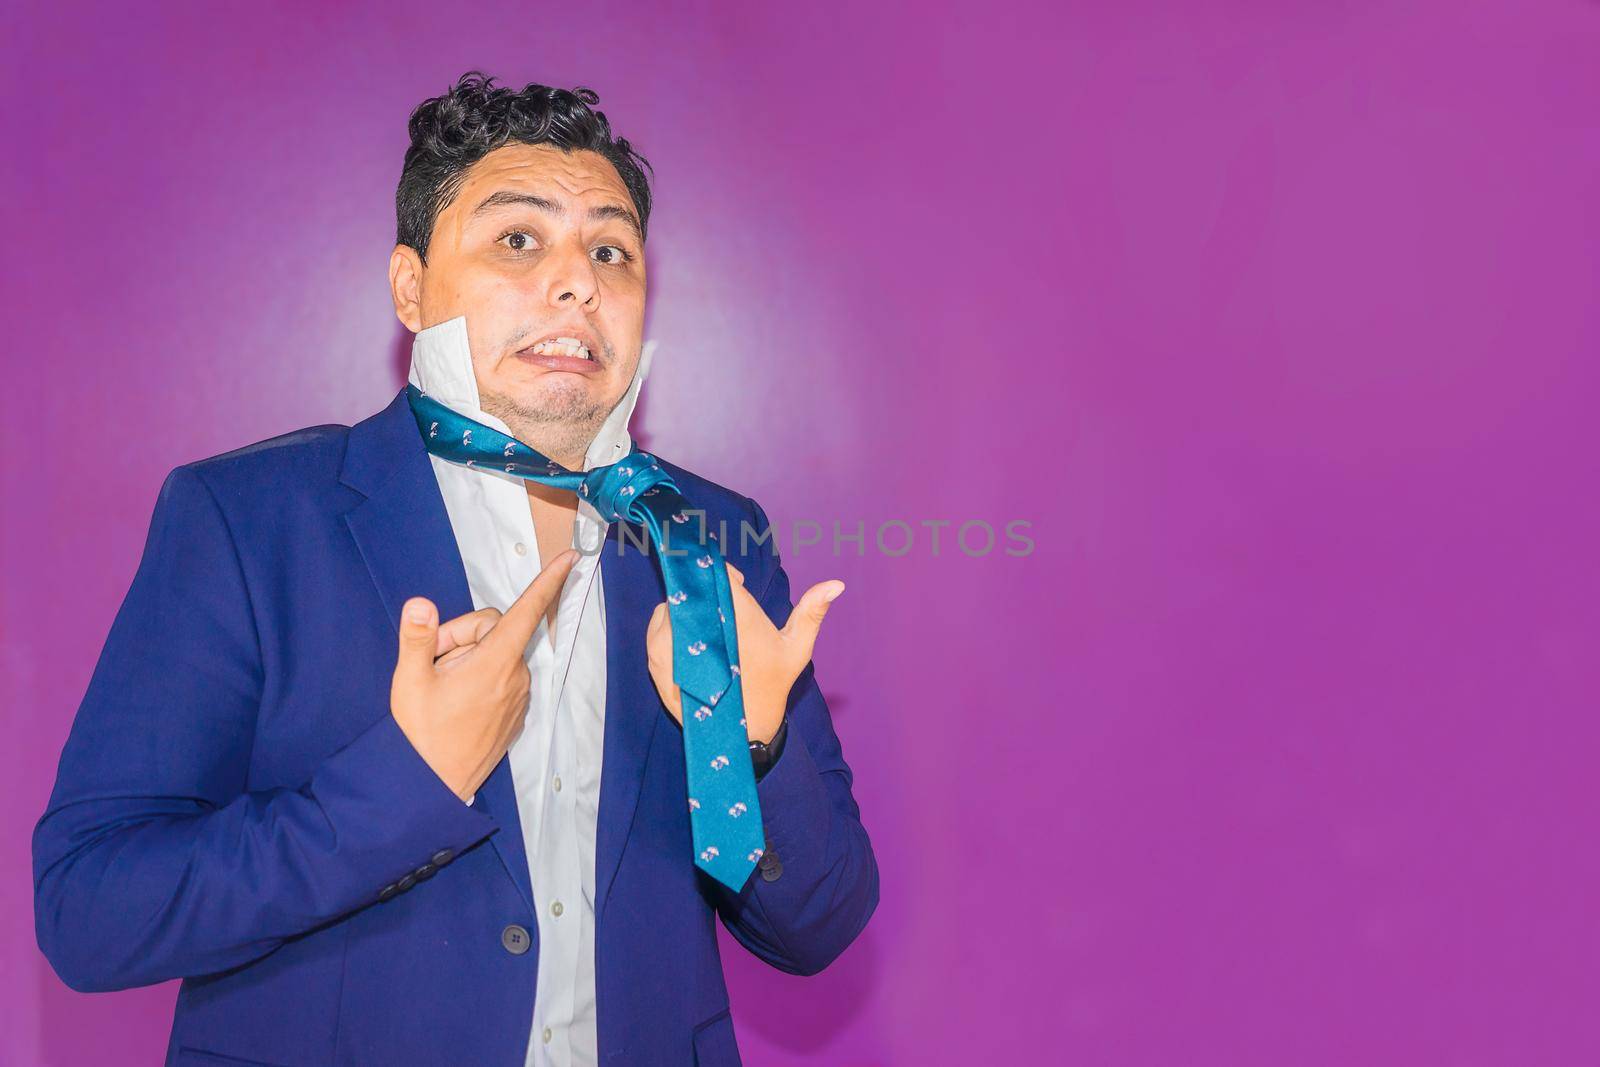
[405, 314, 654, 472]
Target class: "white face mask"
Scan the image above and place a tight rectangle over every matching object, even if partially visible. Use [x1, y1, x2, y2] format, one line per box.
[406, 314, 657, 471]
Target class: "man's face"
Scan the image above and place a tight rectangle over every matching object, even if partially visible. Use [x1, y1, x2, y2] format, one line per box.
[391, 142, 647, 462]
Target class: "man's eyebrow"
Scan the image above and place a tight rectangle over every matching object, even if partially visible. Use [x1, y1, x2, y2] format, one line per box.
[469, 190, 643, 244]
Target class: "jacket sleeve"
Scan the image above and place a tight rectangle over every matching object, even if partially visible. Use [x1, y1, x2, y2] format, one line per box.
[32, 464, 500, 993]
[704, 494, 880, 976]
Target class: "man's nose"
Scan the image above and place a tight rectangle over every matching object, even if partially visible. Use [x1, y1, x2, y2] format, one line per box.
[545, 247, 600, 308]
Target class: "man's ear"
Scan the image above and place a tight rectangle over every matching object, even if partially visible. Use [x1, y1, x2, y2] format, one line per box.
[389, 244, 425, 332]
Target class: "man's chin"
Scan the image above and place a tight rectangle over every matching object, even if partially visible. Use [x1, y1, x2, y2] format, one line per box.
[481, 381, 613, 433]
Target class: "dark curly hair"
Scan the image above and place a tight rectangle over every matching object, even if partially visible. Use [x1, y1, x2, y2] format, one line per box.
[396, 71, 654, 264]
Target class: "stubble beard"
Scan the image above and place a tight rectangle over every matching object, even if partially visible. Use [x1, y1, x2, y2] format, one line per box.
[479, 380, 613, 470]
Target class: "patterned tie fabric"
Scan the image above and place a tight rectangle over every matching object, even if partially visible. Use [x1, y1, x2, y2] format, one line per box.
[406, 383, 764, 892]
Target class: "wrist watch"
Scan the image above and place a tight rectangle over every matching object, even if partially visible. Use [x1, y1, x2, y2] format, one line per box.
[748, 714, 789, 781]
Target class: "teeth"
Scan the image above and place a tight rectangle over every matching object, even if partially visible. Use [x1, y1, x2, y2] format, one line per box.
[528, 336, 592, 360]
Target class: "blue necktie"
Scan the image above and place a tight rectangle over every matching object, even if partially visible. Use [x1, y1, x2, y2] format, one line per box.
[406, 383, 764, 892]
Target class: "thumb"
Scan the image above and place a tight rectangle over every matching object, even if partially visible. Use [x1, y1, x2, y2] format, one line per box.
[780, 580, 845, 662]
[396, 596, 439, 681]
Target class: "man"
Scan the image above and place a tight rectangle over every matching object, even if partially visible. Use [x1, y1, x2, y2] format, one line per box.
[32, 72, 879, 1067]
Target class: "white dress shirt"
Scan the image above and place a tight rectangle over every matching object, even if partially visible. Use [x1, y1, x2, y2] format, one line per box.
[406, 315, 655, 1067]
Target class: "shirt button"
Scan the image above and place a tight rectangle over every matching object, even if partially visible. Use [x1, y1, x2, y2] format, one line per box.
[553, 775, 562, 793]
[542, 1028, 553, 1044]
[514, 541, 528, 556]
[551, 900, 564, 918]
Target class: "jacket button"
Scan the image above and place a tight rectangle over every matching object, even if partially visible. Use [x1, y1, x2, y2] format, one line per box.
[414, 862, 437, 881]
[378, 883, 399, 902]
[431, 848, 455, 866]
[760, 858, 783, 882]
[396, 872, 417, 892]
[501, 924, 531, 955]
[758, 845, 780, 871]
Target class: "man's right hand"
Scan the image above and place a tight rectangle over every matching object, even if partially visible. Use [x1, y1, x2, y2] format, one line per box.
[390, 548, 579, 801]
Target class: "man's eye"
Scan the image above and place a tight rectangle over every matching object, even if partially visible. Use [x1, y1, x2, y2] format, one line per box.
[592, 244, 635, 265]
[499, 230, 537, 252]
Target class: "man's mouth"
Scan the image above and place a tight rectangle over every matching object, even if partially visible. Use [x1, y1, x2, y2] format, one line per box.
[514, 332, 603, 374]
[523, 336, 595, 361]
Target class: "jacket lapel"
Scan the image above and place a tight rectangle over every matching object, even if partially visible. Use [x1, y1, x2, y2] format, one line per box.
[596, 517, 667, 921]
[338, 385, 536, 913]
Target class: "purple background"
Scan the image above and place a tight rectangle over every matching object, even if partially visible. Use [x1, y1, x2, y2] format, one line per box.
[5, 1, 1599, 1064]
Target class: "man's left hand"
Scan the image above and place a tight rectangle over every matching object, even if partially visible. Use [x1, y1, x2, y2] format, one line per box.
[647, 562, 844, 744]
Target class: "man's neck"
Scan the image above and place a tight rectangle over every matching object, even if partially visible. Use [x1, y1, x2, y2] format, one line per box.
[507, 426, 592, 473]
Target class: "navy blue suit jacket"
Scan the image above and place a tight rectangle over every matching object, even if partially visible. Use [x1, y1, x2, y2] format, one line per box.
[33, 385, 879, 1066]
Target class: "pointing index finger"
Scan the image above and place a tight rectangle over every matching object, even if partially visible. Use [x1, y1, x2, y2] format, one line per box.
[482, 548, 579, 658]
